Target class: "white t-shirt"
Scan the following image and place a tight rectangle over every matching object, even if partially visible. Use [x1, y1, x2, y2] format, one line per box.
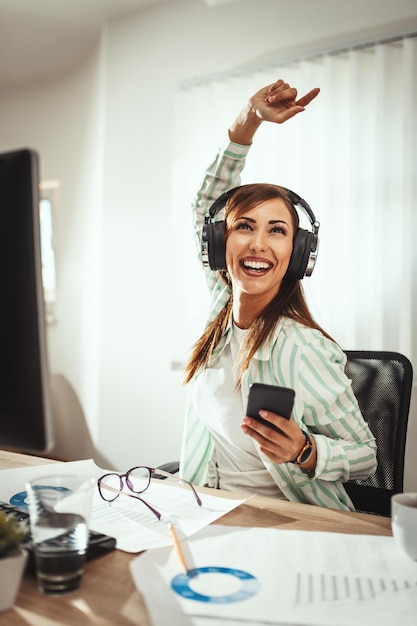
[191, 323, 285, 498]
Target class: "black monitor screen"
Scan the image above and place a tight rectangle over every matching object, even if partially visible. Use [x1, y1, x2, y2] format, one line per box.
[0, 148, 53, 453]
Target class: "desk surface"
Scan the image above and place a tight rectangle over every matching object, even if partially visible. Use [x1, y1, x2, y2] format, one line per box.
[0, 450, 392, 626]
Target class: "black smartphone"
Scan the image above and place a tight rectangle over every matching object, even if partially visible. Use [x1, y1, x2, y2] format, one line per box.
[246, 383, 295, 432]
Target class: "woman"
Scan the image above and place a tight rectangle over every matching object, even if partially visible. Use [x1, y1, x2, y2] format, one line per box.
[179, 79, 377, 511]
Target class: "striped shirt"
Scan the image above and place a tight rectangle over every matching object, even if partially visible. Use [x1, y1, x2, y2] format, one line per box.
[179, 139, 377, 511]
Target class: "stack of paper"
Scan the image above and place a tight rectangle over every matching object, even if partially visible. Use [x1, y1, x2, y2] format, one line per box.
[0, 459, 248, 552]
[130, 525, 417, 626]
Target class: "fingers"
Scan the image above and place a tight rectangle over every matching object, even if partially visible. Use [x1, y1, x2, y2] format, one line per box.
[276, 105, 305, 122]
[241, 412, 304, 463]
[296, 87, 320, 107]
[263, 104, 305, 125]
[265, 80, 297, 104]
[242, 413, 291, 437]
[264, 80, 320, 109]
[241, 420, 291, 463]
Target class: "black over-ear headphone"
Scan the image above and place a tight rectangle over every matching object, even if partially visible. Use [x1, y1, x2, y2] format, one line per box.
[201, 185, 320, 280]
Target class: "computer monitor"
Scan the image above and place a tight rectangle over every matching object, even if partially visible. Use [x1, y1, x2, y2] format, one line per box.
[0, 148, 53, 453]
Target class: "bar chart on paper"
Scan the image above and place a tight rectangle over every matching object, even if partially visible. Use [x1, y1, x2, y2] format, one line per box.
[131, 525, 417, 626]
[294, 571, 417, 604]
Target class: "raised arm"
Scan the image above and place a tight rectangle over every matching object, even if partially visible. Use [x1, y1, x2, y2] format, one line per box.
[192, 79, 320, 274]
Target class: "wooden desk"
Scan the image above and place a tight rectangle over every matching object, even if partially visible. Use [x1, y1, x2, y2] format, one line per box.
[0, 450, 392, 626]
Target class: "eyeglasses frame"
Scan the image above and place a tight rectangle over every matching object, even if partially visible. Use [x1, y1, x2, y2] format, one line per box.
[97, 465, 202, 521]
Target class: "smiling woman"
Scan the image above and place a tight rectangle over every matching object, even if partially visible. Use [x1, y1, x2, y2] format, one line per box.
[178, 79, 377, 512]
[225, 188, 300, 324]
[227, 193, 294, 293]
[172, 36, 417, 385]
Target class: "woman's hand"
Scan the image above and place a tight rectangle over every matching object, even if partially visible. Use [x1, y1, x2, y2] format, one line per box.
[255, 79, 320, 123]
[229, 78, 320, 145]
[241, 409, 317, 472]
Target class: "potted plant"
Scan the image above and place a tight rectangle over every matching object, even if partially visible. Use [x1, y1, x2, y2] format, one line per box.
[0, 511, 29, 612]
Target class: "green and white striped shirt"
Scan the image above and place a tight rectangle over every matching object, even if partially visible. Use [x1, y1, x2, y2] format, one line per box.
[179, 139, 377, 511]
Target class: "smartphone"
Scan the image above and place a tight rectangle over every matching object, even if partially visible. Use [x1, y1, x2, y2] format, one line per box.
[246, 383, 295, 432]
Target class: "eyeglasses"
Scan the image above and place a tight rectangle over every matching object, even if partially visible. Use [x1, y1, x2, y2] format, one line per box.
[97, 466, 202, 521]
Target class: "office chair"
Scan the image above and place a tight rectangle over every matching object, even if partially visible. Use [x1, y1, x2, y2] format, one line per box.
[158, 351, 413, 518]
[343, 350, 413, 517]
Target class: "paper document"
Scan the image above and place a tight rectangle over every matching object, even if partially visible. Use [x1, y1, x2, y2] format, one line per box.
[0, 459, 249, 552]
[130, 525, 417, 626]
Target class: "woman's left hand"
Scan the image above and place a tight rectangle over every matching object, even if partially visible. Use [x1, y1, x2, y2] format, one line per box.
[241, 410, 317, 470]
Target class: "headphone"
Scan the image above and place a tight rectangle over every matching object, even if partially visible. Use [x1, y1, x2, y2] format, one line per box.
[201, 185, 320, 280]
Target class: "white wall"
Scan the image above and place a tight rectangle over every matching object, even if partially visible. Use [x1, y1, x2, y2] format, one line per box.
[0, 40, 107, 453]
[0, 0, 416, 485]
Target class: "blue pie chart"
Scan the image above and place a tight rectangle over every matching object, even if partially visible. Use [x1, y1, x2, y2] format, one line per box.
[171, 566, 260, 604]
[10, 485, 70, 508]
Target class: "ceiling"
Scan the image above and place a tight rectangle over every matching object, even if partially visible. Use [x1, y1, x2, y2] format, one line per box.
[5, 1, 413, 91]
[0, 0, 175, 89]
[0, 0, 244, 89]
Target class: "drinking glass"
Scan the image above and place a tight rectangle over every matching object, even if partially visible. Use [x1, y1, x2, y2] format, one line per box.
[25, 474, 95, 594]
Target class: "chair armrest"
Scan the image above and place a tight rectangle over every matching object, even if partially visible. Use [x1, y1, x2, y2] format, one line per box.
[154, 461, 180, 478]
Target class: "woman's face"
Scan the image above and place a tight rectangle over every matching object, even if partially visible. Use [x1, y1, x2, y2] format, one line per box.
[225, 198, 295, 304]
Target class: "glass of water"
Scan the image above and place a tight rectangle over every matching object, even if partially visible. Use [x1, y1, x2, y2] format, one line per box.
[25, 474, 95, 595]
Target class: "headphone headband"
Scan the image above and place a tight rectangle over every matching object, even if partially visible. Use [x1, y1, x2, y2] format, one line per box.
[207, 186, 241, 219]
[201, 184, 320, 280]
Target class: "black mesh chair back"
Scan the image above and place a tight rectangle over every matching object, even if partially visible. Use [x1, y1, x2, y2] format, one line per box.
[343, 350, 413, 517]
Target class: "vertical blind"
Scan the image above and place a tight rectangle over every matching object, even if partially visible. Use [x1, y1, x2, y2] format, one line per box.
[170, 36, 417, 373]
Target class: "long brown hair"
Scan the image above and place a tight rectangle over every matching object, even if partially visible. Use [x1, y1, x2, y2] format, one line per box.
[183, 184, 333, 386]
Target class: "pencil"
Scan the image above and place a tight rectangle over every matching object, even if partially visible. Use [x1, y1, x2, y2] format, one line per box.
[168, 522, 188, 573]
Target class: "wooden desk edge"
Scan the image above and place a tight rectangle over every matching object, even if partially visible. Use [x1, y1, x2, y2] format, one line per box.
[0, 449, 392, 539]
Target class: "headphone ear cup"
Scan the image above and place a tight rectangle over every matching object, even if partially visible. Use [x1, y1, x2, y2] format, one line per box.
[206, 220, 227, 271]
[202, 186, 242, 271]
[286, 228, 314, 280]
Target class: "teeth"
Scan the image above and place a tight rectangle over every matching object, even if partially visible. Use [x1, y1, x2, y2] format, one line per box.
[243, 261, 270, 270]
